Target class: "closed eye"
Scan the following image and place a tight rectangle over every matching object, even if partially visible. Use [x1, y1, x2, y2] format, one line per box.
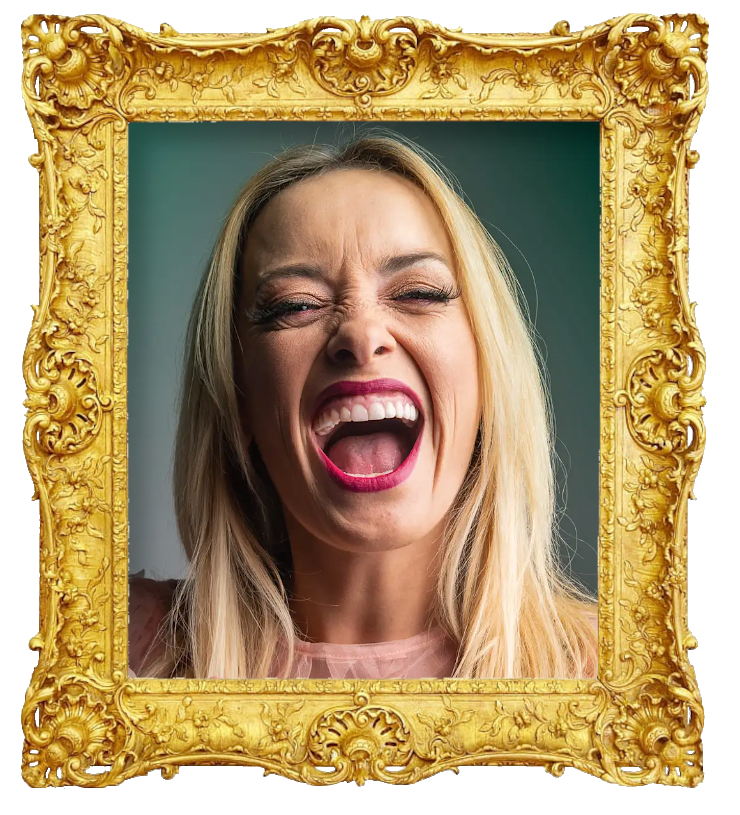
[392, 285, 460, 304]
[247, 284, 461, 325]
[246, 299, 323, 325]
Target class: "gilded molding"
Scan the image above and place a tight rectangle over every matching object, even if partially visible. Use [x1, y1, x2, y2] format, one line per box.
[20, 13, 708, 787]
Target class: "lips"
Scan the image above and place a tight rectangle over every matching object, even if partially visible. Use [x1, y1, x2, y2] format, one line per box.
[310, 378, 425, 492]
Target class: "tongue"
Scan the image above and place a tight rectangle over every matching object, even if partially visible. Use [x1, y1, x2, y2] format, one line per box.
[327, 430, 407, 475]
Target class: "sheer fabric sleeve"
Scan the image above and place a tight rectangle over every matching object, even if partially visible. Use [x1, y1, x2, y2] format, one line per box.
[128, 574, 178, 678]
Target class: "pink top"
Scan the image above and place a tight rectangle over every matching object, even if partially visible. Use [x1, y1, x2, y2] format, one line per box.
[281, 626, 457, 679]
[128, 575, 457, 679]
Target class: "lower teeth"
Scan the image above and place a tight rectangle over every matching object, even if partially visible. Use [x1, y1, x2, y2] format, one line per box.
[345, 469, 395, 477]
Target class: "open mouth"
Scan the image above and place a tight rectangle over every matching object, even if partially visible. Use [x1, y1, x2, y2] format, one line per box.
[312, 391, 423, 486]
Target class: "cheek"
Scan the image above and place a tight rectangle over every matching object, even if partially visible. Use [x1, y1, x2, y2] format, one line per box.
[458, 331, 481, 421]
[428, 320, 480, 429]
[240, 336, 311, 441]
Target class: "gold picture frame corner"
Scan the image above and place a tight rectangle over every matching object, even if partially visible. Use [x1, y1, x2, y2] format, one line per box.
[20, 11, 707, 788]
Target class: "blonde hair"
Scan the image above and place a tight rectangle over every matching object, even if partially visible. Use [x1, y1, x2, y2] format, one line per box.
[154, 133, 597, 679]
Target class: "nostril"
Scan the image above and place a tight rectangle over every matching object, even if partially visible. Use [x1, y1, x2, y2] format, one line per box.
[334, 348, 356, 363]
[373, 345, 389, 356]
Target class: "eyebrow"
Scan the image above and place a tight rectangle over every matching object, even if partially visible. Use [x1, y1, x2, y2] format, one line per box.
[253, 264, 324, 293]
[254, 252, 452, 294]
[378, 251, 452, 274]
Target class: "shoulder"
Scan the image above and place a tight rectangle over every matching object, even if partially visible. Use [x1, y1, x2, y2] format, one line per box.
[129, 573, 179, 676]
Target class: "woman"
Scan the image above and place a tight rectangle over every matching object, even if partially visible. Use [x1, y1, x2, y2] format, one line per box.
[130, 134, 597, 680]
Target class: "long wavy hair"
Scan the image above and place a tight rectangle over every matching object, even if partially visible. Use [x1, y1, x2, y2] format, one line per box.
[152, 133, 597, 679]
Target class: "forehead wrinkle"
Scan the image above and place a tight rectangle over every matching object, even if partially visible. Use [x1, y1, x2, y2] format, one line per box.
[245, 168, 456, 297]
[248, 187, 332, 261]
[244, 215, 335, 301]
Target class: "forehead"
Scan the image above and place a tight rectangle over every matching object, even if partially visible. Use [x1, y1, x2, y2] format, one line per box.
[242, 168, 453, 272]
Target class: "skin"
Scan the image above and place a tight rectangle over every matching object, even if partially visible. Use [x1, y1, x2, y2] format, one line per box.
[235, 167, 480, 644]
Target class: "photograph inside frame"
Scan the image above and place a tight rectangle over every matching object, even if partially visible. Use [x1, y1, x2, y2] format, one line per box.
[127, 119, 600, 680]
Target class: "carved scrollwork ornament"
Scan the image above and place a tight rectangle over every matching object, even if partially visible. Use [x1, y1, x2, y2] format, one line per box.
[20, 13, 707, 787]
[599, 681, 703, 786]
[306, 692, 419, 784]
[22, 676, 126, 787]
[612, 14, 708, 111]
[24, 350, 110, 455]
[617, 348, 705, 455]
[22, 15, 129, 119]
[310, 16, 419, 106]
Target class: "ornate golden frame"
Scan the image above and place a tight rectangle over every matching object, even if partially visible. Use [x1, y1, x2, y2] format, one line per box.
[20, 12, 708, 787]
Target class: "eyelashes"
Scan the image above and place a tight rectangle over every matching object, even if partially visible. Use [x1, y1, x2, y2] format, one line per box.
[245, 300, 320, 325]
[246, 285, 461, 327]
[392, 284, 460, 304]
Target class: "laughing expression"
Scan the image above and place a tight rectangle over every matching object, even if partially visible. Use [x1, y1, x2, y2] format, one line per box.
[235, 167, 481, 554]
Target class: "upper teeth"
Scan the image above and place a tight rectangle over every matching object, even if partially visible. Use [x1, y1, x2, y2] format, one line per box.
[314, 394, 419, 437]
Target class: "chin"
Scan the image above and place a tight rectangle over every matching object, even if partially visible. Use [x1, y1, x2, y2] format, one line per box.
[323, 510, 439, 554]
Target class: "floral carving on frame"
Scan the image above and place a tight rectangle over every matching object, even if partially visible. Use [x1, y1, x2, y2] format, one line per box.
[20, 13, 707, 787]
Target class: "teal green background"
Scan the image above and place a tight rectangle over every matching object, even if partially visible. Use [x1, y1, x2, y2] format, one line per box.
[128, 121, 600, 595]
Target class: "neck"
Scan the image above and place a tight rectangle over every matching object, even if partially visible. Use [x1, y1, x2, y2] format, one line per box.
[285, 514, 443, 645]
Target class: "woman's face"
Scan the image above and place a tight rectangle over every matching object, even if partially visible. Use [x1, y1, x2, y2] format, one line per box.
[236, 167, 480, 553]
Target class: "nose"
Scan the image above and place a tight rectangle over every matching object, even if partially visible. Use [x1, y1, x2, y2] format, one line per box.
[325, 301, 397, 366]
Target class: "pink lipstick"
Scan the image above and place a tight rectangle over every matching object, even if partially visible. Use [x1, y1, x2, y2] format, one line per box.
[311, 379, 424, 493]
